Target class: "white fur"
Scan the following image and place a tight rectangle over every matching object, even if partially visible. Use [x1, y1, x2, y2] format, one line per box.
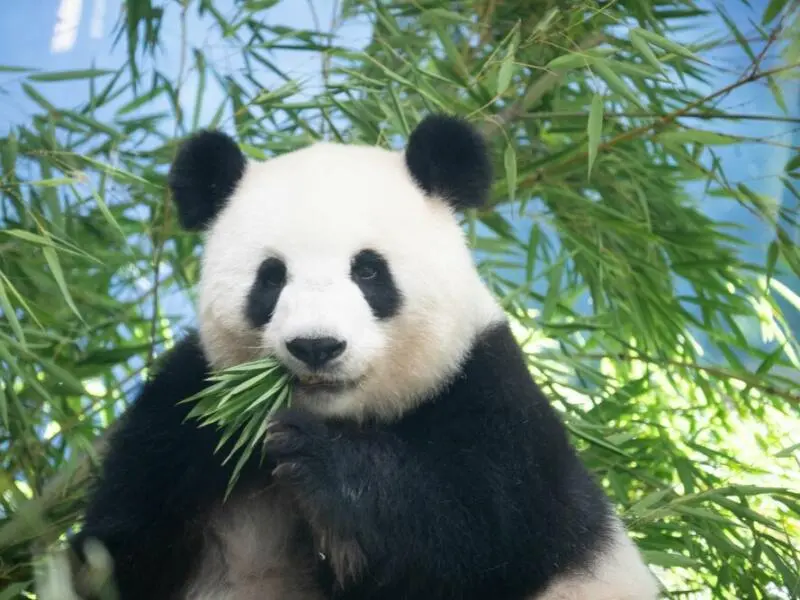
[44, 520, 659, 600]
[531, 520, 660, 600]
[184, 487, 324, 600]
[199, 141, 503, 421]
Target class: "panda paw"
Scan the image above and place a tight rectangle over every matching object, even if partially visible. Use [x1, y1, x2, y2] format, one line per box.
[264, 409, 335, 490]
[264, 409, 368, 584]
[36, 537, 116, 600]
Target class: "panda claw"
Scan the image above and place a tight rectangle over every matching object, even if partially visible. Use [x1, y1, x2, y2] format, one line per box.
[264, 431, 303, 456]
[272, 462, 304, 481]
[264, 410, 329, 456]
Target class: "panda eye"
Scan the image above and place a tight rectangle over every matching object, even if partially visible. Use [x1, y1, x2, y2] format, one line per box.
[257, 258, 287, 287]
[354, 264, 378, 281]
[351, 250, 386, 283]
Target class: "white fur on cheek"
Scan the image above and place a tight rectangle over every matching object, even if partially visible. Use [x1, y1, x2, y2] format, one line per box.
[530, 520, 660, 600]
[198, 168, 268, 369]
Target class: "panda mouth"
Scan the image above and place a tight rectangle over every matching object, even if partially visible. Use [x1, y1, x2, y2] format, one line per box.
[294, 374, 360, 393]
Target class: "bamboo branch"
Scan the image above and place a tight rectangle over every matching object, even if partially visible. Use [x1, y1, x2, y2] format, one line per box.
[480, 32, 607, 138]
[524, 61, 800, 184]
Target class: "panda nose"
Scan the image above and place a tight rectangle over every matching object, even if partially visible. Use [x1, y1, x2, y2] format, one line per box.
[286, 337, 347, 369]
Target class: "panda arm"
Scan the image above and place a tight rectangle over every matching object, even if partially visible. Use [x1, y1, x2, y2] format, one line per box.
[71, 334, 235, 599]
[266, 407, 543, 597]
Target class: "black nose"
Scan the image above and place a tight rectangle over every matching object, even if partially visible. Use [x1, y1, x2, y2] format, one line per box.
[286, 337, 347, 369]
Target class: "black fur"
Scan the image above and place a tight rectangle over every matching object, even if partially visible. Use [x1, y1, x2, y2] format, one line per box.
[68, 333, 266, 599]
[350, 249, 402, 320]
[405, 115, 493, 210]
[245, 256, 288, 327]
[71, 323, 614, 600]
[168, 130, 245, 230]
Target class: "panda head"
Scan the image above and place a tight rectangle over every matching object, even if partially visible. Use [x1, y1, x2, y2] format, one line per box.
[168, 115, 504, 421]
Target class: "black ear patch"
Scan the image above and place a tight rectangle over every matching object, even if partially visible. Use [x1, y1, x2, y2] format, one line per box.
[168, 130, 246, 231]
[404, 115, 492, 210]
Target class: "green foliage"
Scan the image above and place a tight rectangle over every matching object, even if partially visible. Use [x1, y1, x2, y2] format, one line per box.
[1, 0, 799, 597]
[184, 358, 292, 498]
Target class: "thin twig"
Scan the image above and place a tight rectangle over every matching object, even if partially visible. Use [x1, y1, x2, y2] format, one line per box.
[710, 14, 786, 111]
[520, 111, 800, 124]
[747, 15, 785, 79]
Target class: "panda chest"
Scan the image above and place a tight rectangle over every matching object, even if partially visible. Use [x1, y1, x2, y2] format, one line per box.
[185, 486, 325, 600]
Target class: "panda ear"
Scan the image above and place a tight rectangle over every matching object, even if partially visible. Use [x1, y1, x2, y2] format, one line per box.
[404, 114, 492, 210]
[168, 130, 246, 231]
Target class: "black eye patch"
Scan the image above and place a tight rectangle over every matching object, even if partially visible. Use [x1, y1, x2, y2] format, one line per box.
[245, 257, 287, 327]
[350, 249, 402, 320]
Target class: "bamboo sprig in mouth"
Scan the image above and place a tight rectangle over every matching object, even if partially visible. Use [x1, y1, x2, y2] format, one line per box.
[183, 357, 293, 498]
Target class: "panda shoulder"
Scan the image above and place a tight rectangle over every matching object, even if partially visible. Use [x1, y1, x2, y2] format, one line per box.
[114, 332, 212, 430]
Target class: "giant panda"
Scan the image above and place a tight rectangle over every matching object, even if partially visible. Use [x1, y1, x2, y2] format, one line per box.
[63, 114, 660, 600]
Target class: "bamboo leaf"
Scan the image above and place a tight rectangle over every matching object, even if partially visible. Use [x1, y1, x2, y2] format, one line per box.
[658, 129, 739, 145]
[631, 27, 700, 61]
[497, 49, 515, 96]
[587, 94, 604, 179]
[786, 152, 800, 174]
[0, 277, 25, 345]
[717, 9, 756, 62]
[21, 83, 58, 112]
[504, 143, 517, 202]
[546, 52, 594, 71]
[755, 345, 786, 376]
[762, 0, 789, 24]
[641, 550, 703, 568]
[766, 240, 780, 286]
[629, 30, 664, 73]
[541, 259, 565, 321]
[28, 69, 114, 82]
[42, 246, 82, 321]
[594, 60, 642, 107]
[0, 65, 36, 73]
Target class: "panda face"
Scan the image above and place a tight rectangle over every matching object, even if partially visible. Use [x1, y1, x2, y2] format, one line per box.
[171, 116, 503, 421]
